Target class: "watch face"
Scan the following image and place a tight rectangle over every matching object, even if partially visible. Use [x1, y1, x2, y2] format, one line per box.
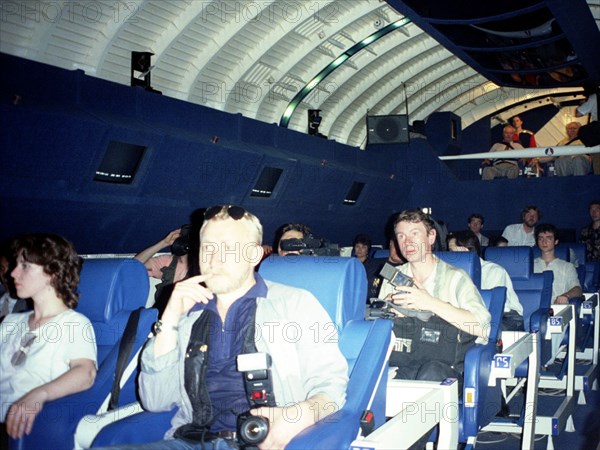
[153, 321, 162, 334]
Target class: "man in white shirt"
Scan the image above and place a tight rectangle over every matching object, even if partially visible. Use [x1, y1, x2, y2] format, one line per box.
[502, 206, 540, 246]
[448, 231, 524, 331]
[533, 224, 582, 304]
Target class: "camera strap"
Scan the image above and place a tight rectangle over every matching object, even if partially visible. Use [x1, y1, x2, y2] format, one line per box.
[153, 256, 180, 313]
[174, 301, 259, 443]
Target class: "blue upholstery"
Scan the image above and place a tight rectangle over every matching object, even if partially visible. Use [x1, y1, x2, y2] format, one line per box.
[373, 248, 390, 259]
[584, 261, 600, 292]
[435, 251, 482, 288]
[532, 244, 569, 262]
[259, 256, 366, 332]
[93, 256, 393, 449]
[10, 258, 155, 450]
[484, 246, 533, 280]
[460, 287, 506, 443]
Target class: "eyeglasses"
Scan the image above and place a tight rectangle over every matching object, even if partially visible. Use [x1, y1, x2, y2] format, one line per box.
[11, 332, 36, 367]
[204, 205, 247, 221]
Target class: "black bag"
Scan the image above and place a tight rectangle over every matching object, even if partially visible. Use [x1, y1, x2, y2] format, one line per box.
[578, 121, 600, 147]
[389, 314, 476, 375]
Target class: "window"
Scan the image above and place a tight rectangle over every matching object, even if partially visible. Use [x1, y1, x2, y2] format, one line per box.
[343, 182, 365, 205]
[250, 166, 283, 197]
[94, 141, 146, 184]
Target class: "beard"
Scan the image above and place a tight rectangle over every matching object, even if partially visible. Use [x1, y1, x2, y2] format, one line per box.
[202, 265, 254, 295]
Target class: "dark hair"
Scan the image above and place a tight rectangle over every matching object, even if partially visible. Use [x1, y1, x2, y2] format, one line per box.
[468, 213, 484, 225]
[534, 223, 558, 241]
[353, 234, 372, 250]
[450, 230, 482, 257]
[394, 209, 435, 233]
[489, 236, 508, 247]
[273, 223, 312, 250]
[589, 200, 600, 209]
[521, 205, 540, 220]
[11, 234, 80, 308]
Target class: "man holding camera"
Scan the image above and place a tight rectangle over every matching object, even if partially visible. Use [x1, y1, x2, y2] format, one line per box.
[379, 209, 490, 383]
[117, 205, 348, 450]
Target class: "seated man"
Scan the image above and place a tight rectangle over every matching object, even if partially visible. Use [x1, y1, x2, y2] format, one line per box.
[553, 122, 591, 176]
[467, 213, 489, 247]
[579, 200, 600, 262]
[134, 227, 191, 313]
[105, 206, 347, 449]
[482, 125, 524, 180]
[502, 205, 540, 246]
[448, 231, 524, 331]
[379, 210, 490, 385]
[534, 223, 582, 304]
[275, 223, 312, 256]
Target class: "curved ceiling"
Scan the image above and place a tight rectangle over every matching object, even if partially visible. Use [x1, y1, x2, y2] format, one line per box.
[1, 0, 598, 148]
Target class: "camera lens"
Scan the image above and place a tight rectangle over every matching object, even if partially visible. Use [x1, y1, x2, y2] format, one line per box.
[239, 416, 269, 445]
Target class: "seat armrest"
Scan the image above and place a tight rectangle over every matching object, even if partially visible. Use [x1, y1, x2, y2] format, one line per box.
[460, 343, 502, 440]
[286, 409, 362, 450]
[92, 409, 177, 446]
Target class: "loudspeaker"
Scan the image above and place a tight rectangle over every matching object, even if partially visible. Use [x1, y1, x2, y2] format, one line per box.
[131, 51, 155, 89]
[367, 115, 409, 145]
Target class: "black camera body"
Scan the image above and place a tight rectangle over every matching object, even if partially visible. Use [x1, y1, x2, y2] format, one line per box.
[279, 235, 340, 256]
[366, 263, 433, 322]
[171, 224, 191, 256]
[236, 353, 276, 449]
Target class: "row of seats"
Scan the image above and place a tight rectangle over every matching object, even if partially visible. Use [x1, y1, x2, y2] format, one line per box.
[10, 256, 395, 449]
[12, 247, 591, 449]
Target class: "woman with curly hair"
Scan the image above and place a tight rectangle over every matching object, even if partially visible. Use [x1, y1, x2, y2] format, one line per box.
[0, 234, 97, 440]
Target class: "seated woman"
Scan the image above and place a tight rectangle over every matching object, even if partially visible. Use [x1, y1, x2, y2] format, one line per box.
[0, 234, 97, 440]
[353, 233, 372, 263]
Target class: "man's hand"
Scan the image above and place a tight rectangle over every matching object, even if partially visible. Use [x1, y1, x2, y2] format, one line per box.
[161, 274, 215, 323]
[6, 388, 48, 438]
[389, 281, 439, 312]
[162, 229, 182, 247]
[251, 394, 336, 450]
[555, 295, 569, 305]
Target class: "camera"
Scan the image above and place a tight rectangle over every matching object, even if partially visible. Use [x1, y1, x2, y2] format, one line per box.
[366, 264, 433, 321]
[236, 353, 276, 449]
[171, 224, 191, 256]
[279, 234, 340, 256]
[379, 262, 415, 290]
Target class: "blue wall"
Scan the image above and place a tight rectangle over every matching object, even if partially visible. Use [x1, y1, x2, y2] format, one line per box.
[1, 53, 598, 254]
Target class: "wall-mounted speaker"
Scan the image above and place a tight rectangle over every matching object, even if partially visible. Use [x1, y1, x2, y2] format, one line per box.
[366, 115, 409, 145]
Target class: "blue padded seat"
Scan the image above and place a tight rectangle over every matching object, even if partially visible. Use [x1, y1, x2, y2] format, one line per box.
[11, 258, 155, 450]
[372, 248, 390, 259]
[435, 251, 482, 288]
[92, 256, 393, 449]
[459, 287, 506, 443]
[532, 244, 569, 262]
[484, 246, 533, 280]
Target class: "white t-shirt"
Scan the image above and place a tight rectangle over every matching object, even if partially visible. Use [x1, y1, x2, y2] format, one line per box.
[502, 223, 535, 246]
[0, 309, 97, 421]
[533, 257, 581, 303]
[481, 259, 523, 315]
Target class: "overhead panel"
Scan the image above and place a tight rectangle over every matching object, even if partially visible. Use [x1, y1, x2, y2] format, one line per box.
[386, 0, 600, 87]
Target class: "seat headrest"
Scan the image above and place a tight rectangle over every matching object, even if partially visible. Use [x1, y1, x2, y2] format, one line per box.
[483, 246, 533, 280]
[372, 249, 390, 259]
[76, 259, 150, 323]
[435, 251, 481, 288]
[258, 256, 366, 330]
[532, 244, 568, 261]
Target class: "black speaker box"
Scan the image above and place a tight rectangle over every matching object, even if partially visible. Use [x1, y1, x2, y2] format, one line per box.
[367, 115, 409, 144]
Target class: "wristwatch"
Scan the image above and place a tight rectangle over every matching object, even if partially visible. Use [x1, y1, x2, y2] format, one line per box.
[153, 320, 179, 335]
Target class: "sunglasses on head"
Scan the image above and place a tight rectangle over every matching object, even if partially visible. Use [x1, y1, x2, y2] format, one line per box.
[204, 205, 247, 221]
[11, 332, 36, 367]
